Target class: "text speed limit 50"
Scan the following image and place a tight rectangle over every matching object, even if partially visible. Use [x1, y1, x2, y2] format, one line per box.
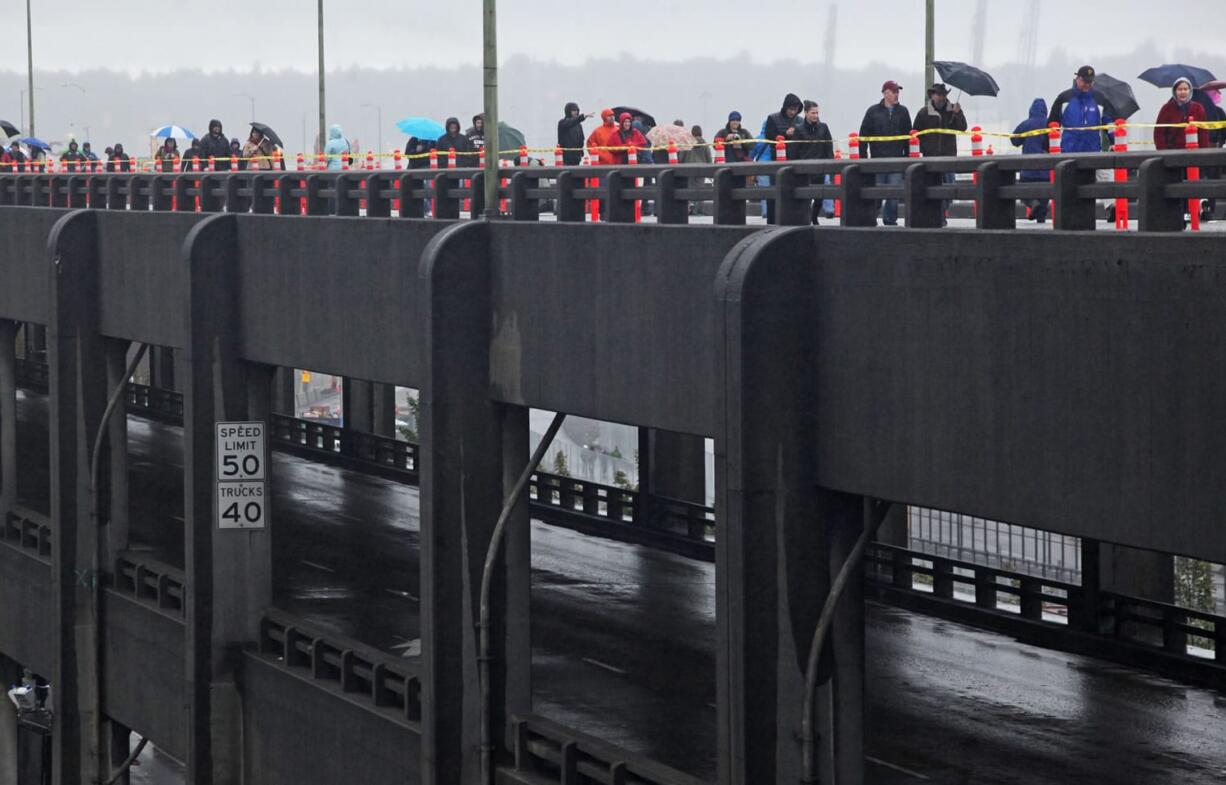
[217, 482, 265, 529]
[215, 421, 266, 481]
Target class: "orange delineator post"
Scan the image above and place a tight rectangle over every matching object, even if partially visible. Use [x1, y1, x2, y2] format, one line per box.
[586, 152, 600, 223]
[1113, 119, 1128, 230]
[429, 148, 439, 215]
[297, 153, 307, 214]
[554, 146, 564, 168]
[194, 156, 203, 211]
[909, 131, 920, 158]
[1048, 122, 1061, 218]
[833, 148, 843, 219]
[393, 149, 403, 214]
[499, 158, 510, 213]
[1187, 122, 1201, 231]
[848, 132, 860, 160]
[627, 144, 640, 223]
[775, 135, 787, 162]
[519, 146, 529, 168]
[971, 127, 983, 219]
[713, 139, 725, 165]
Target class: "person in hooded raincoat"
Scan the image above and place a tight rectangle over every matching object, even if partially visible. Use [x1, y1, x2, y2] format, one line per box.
[713, 112, 753, 164]
[1011, 98, 1052, 222]
[752, 93, 804, 224]
[106, 143, 131, 173]
[155, 137, 180, 172]
[59, 140, 85, 172]
[324, 124, 350, 171]
[608, 113, 648, 165]
[557, 103, 589, 165]
[1, 143, 26, 172]
[200, 119, 232, 170]
[586, 109, 621, 166]
[181, 139, 202, 172]
[436, 117, 476, 167]
[465, 114, 486, 155]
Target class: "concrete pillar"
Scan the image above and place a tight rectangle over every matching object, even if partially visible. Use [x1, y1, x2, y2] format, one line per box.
[419, 222, 524, 784]
[342, 378, 374, 433]
[1097, 543, 1175, 603]
[272, 367, 296, 416]
[640, 428, 706, 503]
[0, 320, 16, 520]
[0, 654, 19, 785]
[715, 228, 865, 784]
[149, 346, 175, 392]
[372, 383, 397, 438]
[47, 209, 108, 785]
[179, 215, 271, 785]
[105, 339, 132, 563]
[875, 503, 909, 548]
[104, 720, 132, 785]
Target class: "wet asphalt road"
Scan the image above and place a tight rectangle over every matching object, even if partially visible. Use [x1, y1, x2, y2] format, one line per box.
[13, 391, 1226, 783]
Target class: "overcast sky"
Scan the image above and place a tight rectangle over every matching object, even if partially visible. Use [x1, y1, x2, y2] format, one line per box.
[2, 0, 1223, 74]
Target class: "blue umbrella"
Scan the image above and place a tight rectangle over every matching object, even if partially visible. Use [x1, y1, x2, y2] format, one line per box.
[395, 117, 445, 140]
[16, 136, 50, 151]
[1138, 64, 1217, 89]
[150, 124, 196, 140]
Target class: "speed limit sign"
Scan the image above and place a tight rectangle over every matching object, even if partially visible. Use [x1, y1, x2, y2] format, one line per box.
[216, 421, 267, 529]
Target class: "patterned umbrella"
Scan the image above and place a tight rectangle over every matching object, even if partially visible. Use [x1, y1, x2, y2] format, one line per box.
[150, 124, 195, 140]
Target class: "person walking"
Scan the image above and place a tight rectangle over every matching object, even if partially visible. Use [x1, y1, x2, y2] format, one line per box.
[858, 80, 912, 225]
[557, 103, 590, 166]
[791, 101, 835, 223]
[1011, 98, 1052, 222]
[155, 138, 180, 172]
[714, 112, 753, 164]
[436, 117, 476, 168]
[242, 128, 275, 170]
[753, 93, 803, 224]
[586, 109, 620, 166]
[199, 119, 232, 170]
[324, 124, 351, 171]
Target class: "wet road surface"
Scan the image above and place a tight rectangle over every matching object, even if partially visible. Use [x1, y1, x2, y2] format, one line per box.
[12, 391, 1226, 783]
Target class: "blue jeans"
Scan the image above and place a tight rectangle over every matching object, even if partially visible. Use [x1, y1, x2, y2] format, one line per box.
[877, 171, 903, 223]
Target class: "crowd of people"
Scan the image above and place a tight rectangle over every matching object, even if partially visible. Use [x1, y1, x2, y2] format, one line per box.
[0, 63, 1222, 225]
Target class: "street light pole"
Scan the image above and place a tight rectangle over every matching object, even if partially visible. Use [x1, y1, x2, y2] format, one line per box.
[26, 0, 35, 137]
[481, 0, 499, 218]
[925, 0, 935, 89]
[317, 0, 326, 157]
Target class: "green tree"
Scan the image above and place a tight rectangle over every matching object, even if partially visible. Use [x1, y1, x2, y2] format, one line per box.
[551, 450, 571, 477]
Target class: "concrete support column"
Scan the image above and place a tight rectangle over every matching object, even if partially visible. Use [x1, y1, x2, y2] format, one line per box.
[1098, 543, 1175, 603]
[419, 222, 524, 784]
[875, 503, 909, 548]
[342, 378, 374, 433]
[372, 383, 397, 438]
[105, 339, 132, 562]
[179, 215, 271, 785]
[715, 228, 864, 784]
[0, 654, 19, 785]
[638, 427, 706, 531]
[272, 367, 296, 416]
[0, 319, 16, 519]
[149, 346, 175, 392]
[47, 210, 108, 785]
[104, 720, 132, 785]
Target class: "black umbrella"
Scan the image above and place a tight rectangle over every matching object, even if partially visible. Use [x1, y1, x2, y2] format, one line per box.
[932, 61, 1000, 97]
[0, 120, 19, 139]
[1138, 64, 1216, 89]
[1093, 73, 1140, 120]
[610, 107, 656, 130]
[250, 122, 284, 148]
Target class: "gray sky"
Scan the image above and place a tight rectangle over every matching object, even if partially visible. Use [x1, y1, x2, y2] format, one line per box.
[3, 0, 1223, 74]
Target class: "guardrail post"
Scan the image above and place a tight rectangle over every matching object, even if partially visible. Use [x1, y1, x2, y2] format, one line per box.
[1019, 577, 1043, 620]
[933, 559, 955, 599]
[1215, 620, 1226, 664]
[1073, 538, 1103, 633]
[1052, 160, 1096, 231]
[433, 172, 461, 219]
[891, 547, 913, 590]
[335, 173, 361, 217]
[1136, 157, 1186, 232]
[129, 175, 151, 212]
[975, 161, 1017, 230]
[509, 172, 540, 221]
[656, 169, 689, 225]
[774, 166, 810, 226]
[839, 163, 878, 227]
[974, 569, 996, 609]
[603, 170, 636, 223]
[250, 173, 277, 214]
[397, 174, 425, 219]
[712, 168, 746, 225]
[553, 170, 584, 223]
[198, 174, 224, 213]
[305, 174, 326, 215]
[150, 175, 175, 211]
[1162, 609, 1186, 655]
[903, 162, 943, 228]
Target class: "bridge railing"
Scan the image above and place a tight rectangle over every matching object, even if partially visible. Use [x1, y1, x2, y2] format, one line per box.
[507, 713, 707, 785]
[2, 149, 1224, 229]
[258, 608, 422, 725]
[112, 552, 185, 615]
[1, 505, 52, 562]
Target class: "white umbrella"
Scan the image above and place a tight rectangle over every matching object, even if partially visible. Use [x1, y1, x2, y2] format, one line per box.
[150, 125, 196, 140]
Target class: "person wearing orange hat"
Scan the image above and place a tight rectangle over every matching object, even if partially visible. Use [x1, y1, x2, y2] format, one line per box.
[586, 109, 621, 166]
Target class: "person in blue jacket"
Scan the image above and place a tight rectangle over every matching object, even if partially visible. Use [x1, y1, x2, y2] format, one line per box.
[324, 124, 350, 171]
[1048, 65, 1114, 154]
[1011, 98, 1051, 222]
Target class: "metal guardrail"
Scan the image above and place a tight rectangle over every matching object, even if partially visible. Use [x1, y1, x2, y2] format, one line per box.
[507, 713, 707, 785]
[866, 543, 1225, 668]
[112, 552, 185, 615]
[1, 505, 52, 562]
[1, 149, 1224, 229]
[257, 608, 421, 726]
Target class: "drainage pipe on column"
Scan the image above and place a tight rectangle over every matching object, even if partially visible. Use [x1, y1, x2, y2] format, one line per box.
[800, 499, 894, 785]
[479, 412, 566, 785]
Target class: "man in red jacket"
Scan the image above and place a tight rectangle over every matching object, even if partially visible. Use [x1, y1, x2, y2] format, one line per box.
[586, 109, 620, 165]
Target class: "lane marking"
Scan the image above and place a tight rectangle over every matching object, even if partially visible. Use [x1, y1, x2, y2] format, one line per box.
[299, 560, 336, 573]
[866, 756, 929, 780]
[171, 515, 184, 522]
[385, 588, 418, 601]
[335, 513, 365, 524]
[581, 657, 627, 676]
